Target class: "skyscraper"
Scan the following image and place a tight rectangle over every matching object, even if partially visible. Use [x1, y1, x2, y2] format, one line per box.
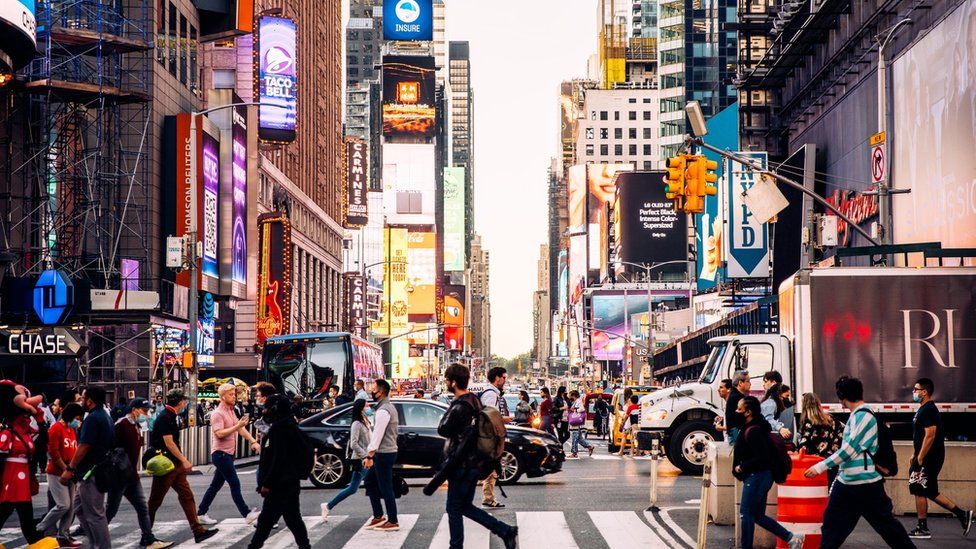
[449, 41, 475, 263]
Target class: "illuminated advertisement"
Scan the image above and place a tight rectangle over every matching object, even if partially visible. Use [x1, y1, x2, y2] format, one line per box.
[256, 213, 293, 346]
[407, 231, 436, 318]
[197, 292, 215, 367]
[588, 163, 633, 273]
[231, 104, 248, 286]
[151, 325, 187, 370]
[569, 235, 586, 304]
[344, 272, 367, 337]
[373, 228, 409, 335]
[615, 172, 687, 264]
[590, 289, 689, 360]
[443, 284, 465, 351]
[257, 16, 297, 142]
[201, 130, 220, 280]
[382, 55, 436, 142]
[352, 335, 384, 381]
[893, 0, 976, 252]
[383, 0, 433, 41]
[390, 338, 410, 379]
[443, 167, 466, 271]
[0, 0, 36, 71]
[346, 139, 369, 227]
[382, 143, 436, 226]
[567, 165, 587, 233]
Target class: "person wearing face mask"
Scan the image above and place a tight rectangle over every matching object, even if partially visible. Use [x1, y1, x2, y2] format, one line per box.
[37, 402, 84, 546]
[105, 398, 174, 549]
[147, 389, 219, 544]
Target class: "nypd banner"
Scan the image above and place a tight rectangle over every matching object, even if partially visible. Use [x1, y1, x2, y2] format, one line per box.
[726, 152, 770, 279]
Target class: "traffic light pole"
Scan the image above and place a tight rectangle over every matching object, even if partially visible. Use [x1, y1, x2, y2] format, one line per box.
[690, 137, 882, 247]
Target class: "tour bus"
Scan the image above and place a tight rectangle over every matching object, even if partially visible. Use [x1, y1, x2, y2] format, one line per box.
[260, 332, 383, 412]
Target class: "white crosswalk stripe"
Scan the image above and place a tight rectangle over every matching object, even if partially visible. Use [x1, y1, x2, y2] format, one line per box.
[429, 515, 491, 549]
[1, 522, 125, 548]
[114, 520, 187, 548]
[589, 511, 671, 548]
[176, 517, 256, 547]
[340, 514, 419, 549]
[517, 511, 579, 549]
[263, 515, 346, 549]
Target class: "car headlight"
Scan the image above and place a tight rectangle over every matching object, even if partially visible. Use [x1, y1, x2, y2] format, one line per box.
[531, 417, 541, 428]
[524, 435, 551, 446]
[645, 409, 668, 422]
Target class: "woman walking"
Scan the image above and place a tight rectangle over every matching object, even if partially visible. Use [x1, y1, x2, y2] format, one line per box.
[733, 396, 805, 549]
[760, 383, 792, 439]
[796, 392, 844, 488]
[567, 391, 593, 458]
[553, 386, 570, 445]
[513, 391, 532, 427]
[538, 387, 554, 435]
[321, 399, 371, 521]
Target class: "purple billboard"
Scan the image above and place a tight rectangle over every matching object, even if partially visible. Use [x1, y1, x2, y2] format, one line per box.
[231, 104, 247, 285]
[201, 130, 220, 280]
[257, 16, 297, 142]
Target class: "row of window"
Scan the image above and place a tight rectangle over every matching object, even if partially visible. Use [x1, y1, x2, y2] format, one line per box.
[590, 110, 655, 121]
[585, 127, 655, 140]
[585, 144, 656, 157]
[155, 0, 198, 89]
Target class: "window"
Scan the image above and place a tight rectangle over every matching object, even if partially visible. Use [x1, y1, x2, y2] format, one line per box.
[179, 14, 187, 85]
[643, 128, 652, 139]
[628, 98, 637, 103]
[643, 161, 654, 169]
[643, 144, 652, 155]
[628, 111, 637, 121]
[213, 69, 235, 89]
[167, 2, 177, 77]
[614, 144, 623, 156]
[399, 403, 444, 428]
[600, 128, 609, 139]
[614, 128, 623, 139]
[629, 144, 637, 155]
[643, 98, 652, 103]
[189, 25, 197, 89]
[600, 144, 609, 155]
[324, 408, 353, 426]
[599, 111, 608, 121]
[629, 128, 637, 139]
[643, 111, 652, 120]
[731, 343, 777, 384]
[613, 111, 620, 121]
[591, 110, 597, 120]
[585, 127, 594, 140]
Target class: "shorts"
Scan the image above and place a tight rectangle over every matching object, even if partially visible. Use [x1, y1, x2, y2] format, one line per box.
[908, 462, 942, 499]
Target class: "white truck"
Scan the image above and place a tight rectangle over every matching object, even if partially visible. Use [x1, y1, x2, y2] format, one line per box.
[637, 266, 976, 475]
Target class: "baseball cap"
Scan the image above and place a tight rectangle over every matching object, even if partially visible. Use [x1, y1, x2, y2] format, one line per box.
[129, 397, 150, 412]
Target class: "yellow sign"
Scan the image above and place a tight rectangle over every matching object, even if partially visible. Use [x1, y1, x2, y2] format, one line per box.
[372, 228, 409, 335]
[870, 131, 886, 146]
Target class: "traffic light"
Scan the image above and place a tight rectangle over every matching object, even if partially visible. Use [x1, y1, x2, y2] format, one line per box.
[701, 156, 718, 198]
[684, 156, 703, 213]
[665, 155, 686, 211]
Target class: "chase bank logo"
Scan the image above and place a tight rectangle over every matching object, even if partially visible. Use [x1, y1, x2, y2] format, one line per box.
[33, 270, 74, 325]
[395, 0, 421, 23]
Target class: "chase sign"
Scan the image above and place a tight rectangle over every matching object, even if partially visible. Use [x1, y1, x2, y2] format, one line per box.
[383, 0, 433, 41]
[33, 270, 74, 325]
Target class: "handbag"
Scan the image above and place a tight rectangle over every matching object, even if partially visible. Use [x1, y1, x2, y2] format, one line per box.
[145, 449, 176, 477]
[567, 408, 586, 427]
[393, 473, 409, 498]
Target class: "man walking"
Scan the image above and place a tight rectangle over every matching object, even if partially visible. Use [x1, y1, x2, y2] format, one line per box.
[479, 367, 510, 509]
[363, 378, 400, 531]
[106, 397, 174, 548]
[725, 372, 749, 443]
[196, 383, 261, 526]
[907, 378, 973, 539]
[38, 402, 82, 547]
[354, 379, 369, 402]
[246, 395, 313, 549]
[804, 376, 915, 549]
[433, 364, 517, 549]
[61, 387, 113, 549]
[147, 389, 218, 543]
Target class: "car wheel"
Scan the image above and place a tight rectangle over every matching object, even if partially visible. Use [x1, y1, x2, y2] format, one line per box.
[309, 450, 348, 489]
[667, 420, 717, 476]
[497, 449, 523, 485]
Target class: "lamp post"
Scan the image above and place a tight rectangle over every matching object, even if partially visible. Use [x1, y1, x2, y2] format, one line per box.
[876, 18, 913, 244]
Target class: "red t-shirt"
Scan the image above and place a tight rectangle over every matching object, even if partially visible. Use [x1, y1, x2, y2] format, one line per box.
[46, 421, 78, 476]
[625, 403, 640, 427]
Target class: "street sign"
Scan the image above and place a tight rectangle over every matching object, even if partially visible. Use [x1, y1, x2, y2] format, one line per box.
[871, 145, 886, 183]
[726, 152, 770, 279]
[869, 131, 886, 146]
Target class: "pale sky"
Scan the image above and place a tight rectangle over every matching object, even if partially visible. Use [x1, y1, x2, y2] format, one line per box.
[446, 1, 597, 358]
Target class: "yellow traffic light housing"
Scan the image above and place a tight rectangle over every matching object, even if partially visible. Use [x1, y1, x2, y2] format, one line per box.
[665, 155, 687, 211]
[702, 157, 718, 197]
[684, 155, 703, 213]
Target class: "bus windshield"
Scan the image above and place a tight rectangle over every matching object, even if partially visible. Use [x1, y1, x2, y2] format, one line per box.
[264, 338, 348, 402]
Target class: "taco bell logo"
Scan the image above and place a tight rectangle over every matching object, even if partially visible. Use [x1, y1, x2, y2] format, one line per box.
[264, 46, 293, 75]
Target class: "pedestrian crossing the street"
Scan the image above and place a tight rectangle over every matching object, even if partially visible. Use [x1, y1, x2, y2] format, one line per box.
[0, 510, 694, 548]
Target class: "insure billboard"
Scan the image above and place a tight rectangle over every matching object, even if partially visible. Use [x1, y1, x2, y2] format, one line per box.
[443, 167, 466, 271]
[382, 55, 436, 142]
[382, 143, 436, 226]
[346, 139, 369, 227]
[615, 171, 686, 265]
[382, 0, 433, 41]
[588, 164, 633, 273]
[256, 16, 297, 142]
[256, 213, 292, 346]
[407, 231, 436, 319]
[726, 152, 770, 278]
[892, 0, 976, 252]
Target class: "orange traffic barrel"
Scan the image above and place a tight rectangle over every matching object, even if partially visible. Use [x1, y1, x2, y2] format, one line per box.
[776, 450, 828, 548]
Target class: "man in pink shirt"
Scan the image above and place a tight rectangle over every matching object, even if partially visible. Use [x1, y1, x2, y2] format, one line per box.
[196, 383, 261, 525]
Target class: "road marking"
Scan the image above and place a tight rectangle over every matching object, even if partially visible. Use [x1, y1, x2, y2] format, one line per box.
[658, 506, 698, 547]
[591, 455, 622, 460]
[2, 523, 125, 547]
[517, 512, 578, 548]
[643, 510, 689, 548]
[181, 517, 254, 547]
[684, 499, 701, 504]
[341, 514, 418, 549]
[115, 520, 187, 548]
[588, 511, 669, 548]
[429, 514, 491, 548]
[264, 515, 346, 548]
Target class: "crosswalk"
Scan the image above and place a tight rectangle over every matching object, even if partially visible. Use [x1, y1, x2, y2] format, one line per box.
[0, 509, 695, 548]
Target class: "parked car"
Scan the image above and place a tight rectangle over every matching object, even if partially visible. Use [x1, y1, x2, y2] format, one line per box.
[300, 398, 565, 489]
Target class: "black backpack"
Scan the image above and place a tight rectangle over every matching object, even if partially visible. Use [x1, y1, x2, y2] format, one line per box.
[856, 409, 898, 477]
[767, 431, 793, 484]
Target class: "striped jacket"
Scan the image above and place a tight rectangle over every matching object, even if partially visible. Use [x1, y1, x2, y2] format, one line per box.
[811, 404, 882, 485]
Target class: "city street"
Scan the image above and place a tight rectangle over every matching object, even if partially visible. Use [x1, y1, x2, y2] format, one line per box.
[3, 437, 972, 548]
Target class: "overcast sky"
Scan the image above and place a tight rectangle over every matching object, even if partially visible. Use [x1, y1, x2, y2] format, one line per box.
[446, 1, 597, 358]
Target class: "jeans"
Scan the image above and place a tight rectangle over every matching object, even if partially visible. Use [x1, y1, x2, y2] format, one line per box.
[364, 452, 397, 523]
[739, 470, 793, 549]
[571, 427, 592, 454]
[820, 480, 915, 549]
[76, 478, 112, 549]
[446, 468, 513, 549]
[727, 426, 741, 445]
[106, 475, 154, 543]
[198, 451, 251, 517]
[326, 466, 367, 510]
[38, 473, 76, 538]
[247, 485, 309, 549]
[148, 465, 204, 535]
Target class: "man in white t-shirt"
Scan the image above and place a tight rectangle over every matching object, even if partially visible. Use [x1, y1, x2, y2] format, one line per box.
[479, 367, 511, 509]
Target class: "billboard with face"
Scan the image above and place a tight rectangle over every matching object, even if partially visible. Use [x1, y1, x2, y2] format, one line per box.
[257, 16, 297, 142]
[588, 164, 633, 274]
[567, 165, 587, 233]
[382, 55, 436, 142]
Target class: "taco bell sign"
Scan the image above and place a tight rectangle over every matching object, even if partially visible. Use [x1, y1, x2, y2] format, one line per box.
[257, 16, 297, 142]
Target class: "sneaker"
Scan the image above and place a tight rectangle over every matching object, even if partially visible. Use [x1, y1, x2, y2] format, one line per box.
[962, 510, 974, 536]
[246, 508, 261, 526]
[321, 503, 331, 521]
[57, 538, 82, 548]
[146, 540, 175, 549]
[68, 525, 85, 537]
[569, 453, 579, 459]
[197, 514, 218, 526]
[908, 526, 932, 539]
[374, 522, 399, 532]
[364, 517, 387, 529]
[588, 447, 595, 457]
[788, 533, 805, 549]
[503, 526, 519, 549]
[483, 500, 505, 509]
[193, 529, 219, 543]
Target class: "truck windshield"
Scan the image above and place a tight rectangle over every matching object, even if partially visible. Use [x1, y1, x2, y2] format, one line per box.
[698, 343, 729, 384]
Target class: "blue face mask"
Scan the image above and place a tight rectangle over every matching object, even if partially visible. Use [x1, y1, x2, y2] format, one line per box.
[912, 393, 921, 403]
[364, 407, 375, 418]
[69, 419, 81, 429]
[136, 414, 149, 424]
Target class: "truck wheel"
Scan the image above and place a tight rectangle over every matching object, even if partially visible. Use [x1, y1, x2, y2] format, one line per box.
[667, 420, 717, 476]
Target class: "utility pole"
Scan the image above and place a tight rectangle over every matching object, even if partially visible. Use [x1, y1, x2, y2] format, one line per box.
[187, 113, 200, 427]
[875, 18, 913, 244]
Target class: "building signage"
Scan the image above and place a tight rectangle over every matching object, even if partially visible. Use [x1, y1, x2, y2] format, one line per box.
[382, 55, 436, 142]
[346, 139, 368, 227]
[256, 213, 293, 346]
[373, 228, 409, 335]
[344, 272, 367, 337]
[382, 0, 433, 41]
[614, 171, 687, 265]
[197, 292, 215, 366]
[201, 130, 220, 280]
[443, 167, 465, 271]
[823, 188, 878, 248]
[231, 103, 248, 285]
[727, 152, 770, 278]
[257, 16, 297, 142]
[0, 0, 36, 71]
[1, 327, 85, 357]
[33, 270, 74, 325]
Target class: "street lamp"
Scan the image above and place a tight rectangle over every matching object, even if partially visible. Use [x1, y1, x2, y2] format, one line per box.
[875, 18, 913, 244]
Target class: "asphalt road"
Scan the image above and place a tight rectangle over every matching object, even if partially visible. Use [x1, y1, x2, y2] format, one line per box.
[2, 438, 973, 548]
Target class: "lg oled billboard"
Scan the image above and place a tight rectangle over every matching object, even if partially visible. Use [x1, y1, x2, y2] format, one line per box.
[383, 0, 433, 41]
[257, 16, 297, 142]
[382, 55, 436, 142]
[615, 171, 687, 265]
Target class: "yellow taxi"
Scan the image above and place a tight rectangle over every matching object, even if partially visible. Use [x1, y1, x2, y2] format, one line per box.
[608, 385, 658, 453]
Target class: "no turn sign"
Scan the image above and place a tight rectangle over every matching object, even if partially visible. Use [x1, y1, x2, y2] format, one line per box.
[871, 145, 886, 183]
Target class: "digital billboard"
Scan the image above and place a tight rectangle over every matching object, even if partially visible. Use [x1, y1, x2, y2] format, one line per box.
[588, 164, 633, 274]
[231, 104, 248, 286]
[697, 104, 736, 291]
[892, 0, 976, 252]
[373, 228, 409, 335]
[382, 55, 436, 142]
[382, 0, 433, 41]
[346, 139, 369, 227]
[257, 16, 297, 142]
[0, 0, 36, 71]
[443, 284, 465, 351]
[382, 143, 436, 226]
[590, 289, 691, 360]
[443, 167, 466, 271]
[568, 165, 587, 233]
[256, 213, 292, 346]
[201, 130, 220, 281]
[407, 231, 436, 318]
[615, 172, 687, 265]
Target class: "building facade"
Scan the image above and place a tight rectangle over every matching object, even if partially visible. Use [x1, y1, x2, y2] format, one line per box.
[448, 41, 475, 262]
[575, 87, 663, 170]
[469, 233, 491, 366]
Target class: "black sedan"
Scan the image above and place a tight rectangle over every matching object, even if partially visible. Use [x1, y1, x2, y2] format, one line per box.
[299, 398, 565, 489]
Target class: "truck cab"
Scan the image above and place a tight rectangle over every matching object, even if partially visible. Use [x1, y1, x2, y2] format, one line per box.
[638, 334, 791, 474]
